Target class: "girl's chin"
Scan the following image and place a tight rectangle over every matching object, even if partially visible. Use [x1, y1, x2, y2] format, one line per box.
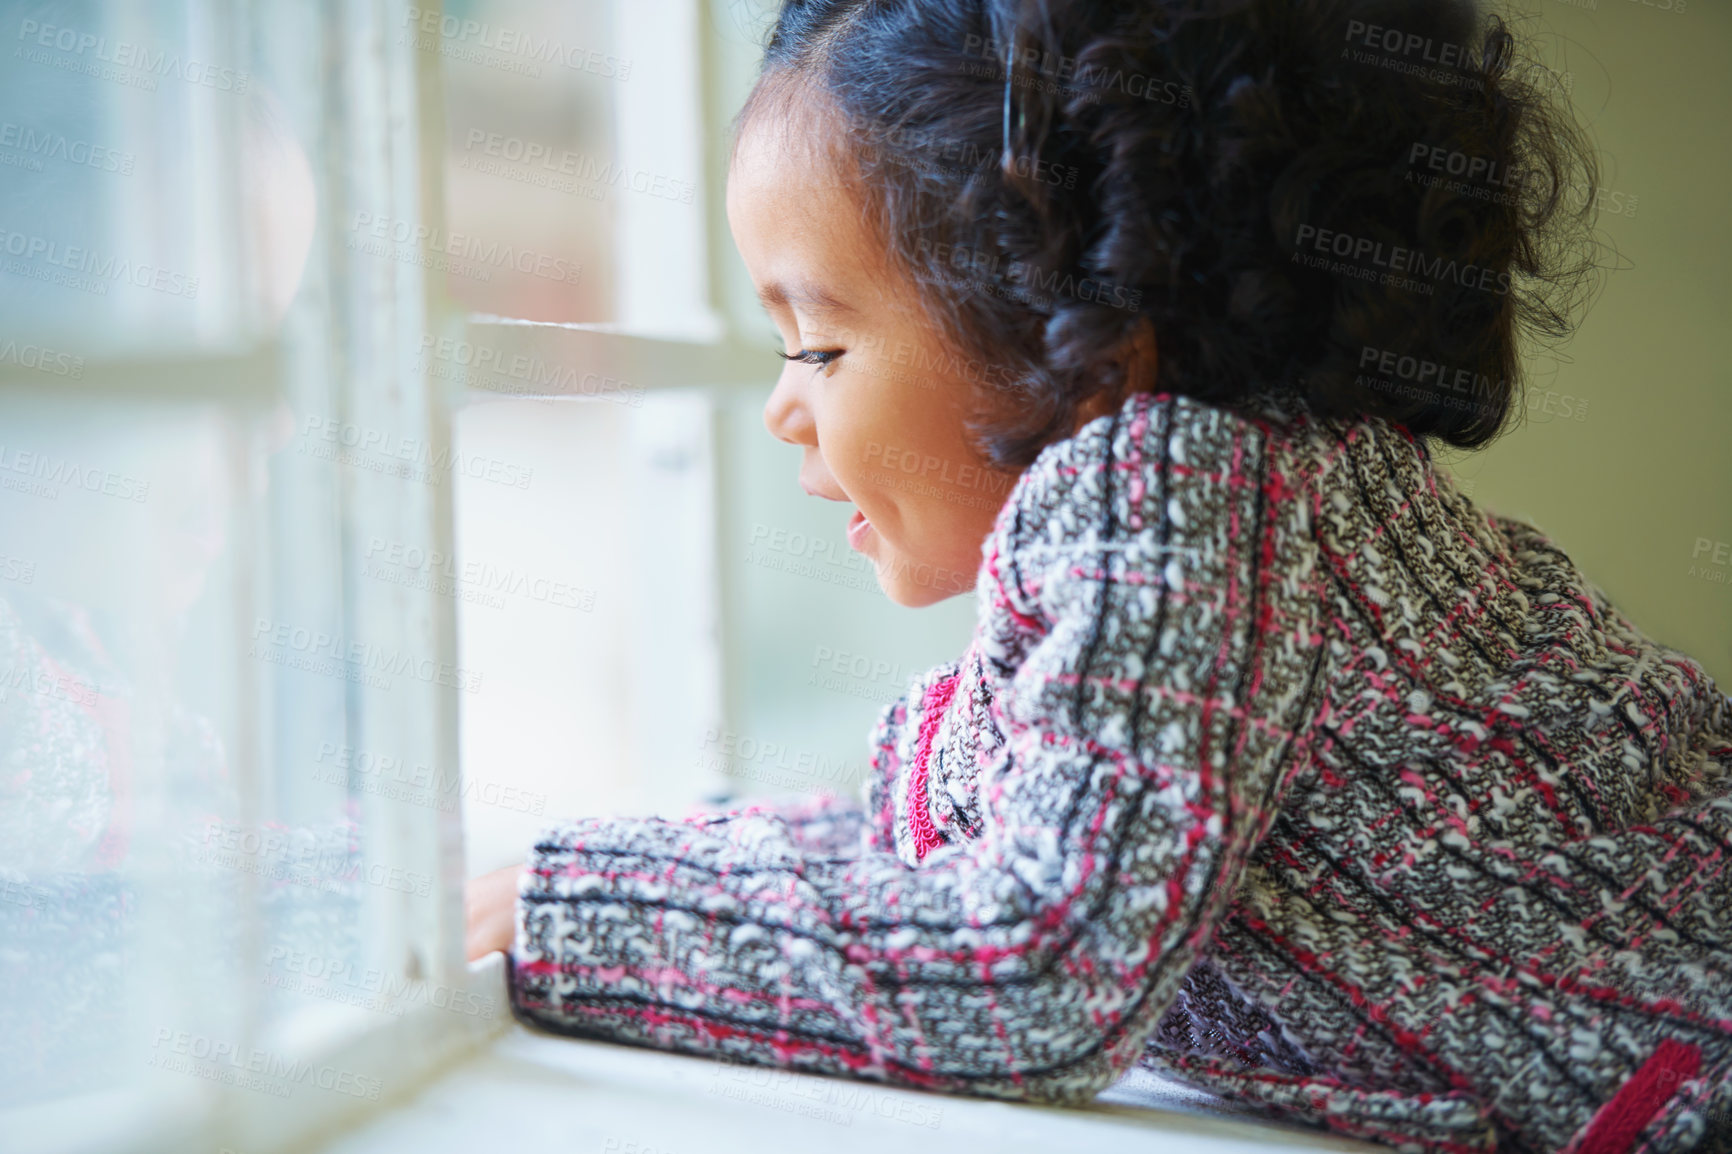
[877, 576, 928, 608]
[869, 548, 973, 607]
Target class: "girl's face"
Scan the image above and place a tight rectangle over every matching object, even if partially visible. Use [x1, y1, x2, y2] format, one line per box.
[726, 113, 1025, 608]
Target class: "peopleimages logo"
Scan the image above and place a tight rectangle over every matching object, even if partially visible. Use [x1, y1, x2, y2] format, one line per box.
[400, 8, 631, 80]
[742, 522, 973, 597]
[461, 130, 695, 204]
[350, 212, 581, 285]
[0, 662, 98, 708]
[1293, 223, 1510, 295]
[16, 19, 250, 92]
[960, 32, 1192, 108]
[0, 442, 150, 501]
[313, 741, 548, 815]
[862, 441, 1015, 498]
[0, 876, 51, 910]
[264, 946, 499, 1019]
[807, 644, 915, 705]
[696, 726, 867, 794]
[0, 120, 134, 174]
[1357, 345, 1503, 402]
[707, 1057, 943, 1129]
[148, 1029, 380, 1101]
[418, 334, 643, 406]
[857, 122, 1078, 188]
[0, 551, 36, 584]
[250, 617, 485, 695]
[0, 228, 200, 297]
[914, 239, 1144, 312]
[364, 536, 595, 612]
[299, 414, 534, 490]
[196, 819, 435, 897]
[0, 338, 84, 378]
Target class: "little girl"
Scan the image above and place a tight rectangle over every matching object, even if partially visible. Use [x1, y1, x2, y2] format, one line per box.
[466, 1, 1732, 1150]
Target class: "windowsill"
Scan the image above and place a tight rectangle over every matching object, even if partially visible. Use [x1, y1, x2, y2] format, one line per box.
[311, 961, 1385, 1154]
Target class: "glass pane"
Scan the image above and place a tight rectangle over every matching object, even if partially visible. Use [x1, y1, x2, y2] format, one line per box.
[0, 0, 278, 355]
[433, 0, 621, 322]
[0, 384, 395, 1131]
[0, 393, 350, 1105]
[452, 396, 631, 877]
[430, 0, 715, 334]
[0, 398, 225, 1106]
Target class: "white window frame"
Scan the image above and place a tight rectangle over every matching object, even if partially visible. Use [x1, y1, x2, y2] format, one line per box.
[0, 2, 779, 1152]
[1, 2, 495, 1152]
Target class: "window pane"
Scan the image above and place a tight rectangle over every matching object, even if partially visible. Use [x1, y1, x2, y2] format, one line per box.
[431, 0, 715, 335]
[0, 396, 255, 1106]
[432, 0, 621, 323]
[0, 0, 285, 354]
[0, 386, 396, 1127]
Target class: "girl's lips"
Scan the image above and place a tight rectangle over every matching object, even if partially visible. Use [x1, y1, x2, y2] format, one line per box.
[846, 508, 872, 552]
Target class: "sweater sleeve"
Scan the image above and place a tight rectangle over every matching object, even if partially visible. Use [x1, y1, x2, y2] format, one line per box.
[509, 394, 1328, 1103]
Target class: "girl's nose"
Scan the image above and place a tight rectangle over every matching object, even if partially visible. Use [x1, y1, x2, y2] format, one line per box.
[762, 366, 815, 447]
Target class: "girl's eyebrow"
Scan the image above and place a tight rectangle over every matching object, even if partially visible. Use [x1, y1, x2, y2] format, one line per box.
[756, 278, 856, 318]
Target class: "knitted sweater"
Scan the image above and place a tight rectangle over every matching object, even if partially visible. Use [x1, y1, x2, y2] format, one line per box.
[510, 391, 1732, 1154]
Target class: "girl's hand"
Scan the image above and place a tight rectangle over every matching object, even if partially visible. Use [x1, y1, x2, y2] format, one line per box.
[464, 862, 522, 962]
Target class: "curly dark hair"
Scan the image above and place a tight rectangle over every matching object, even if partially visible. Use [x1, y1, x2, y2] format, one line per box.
[738, 0, 1606, 469]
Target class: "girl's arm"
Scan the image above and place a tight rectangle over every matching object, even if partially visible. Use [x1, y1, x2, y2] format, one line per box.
[511, 395, 1327, 1103]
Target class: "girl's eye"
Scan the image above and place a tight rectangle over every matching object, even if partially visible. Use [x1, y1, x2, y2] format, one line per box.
[776, 347, 844, 367]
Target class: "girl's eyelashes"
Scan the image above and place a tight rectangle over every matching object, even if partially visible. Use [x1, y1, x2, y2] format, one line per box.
[776, 347, 844, 367]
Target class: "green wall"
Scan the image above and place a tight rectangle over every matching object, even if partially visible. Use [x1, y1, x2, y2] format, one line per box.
[1442, 0, 1731, 684]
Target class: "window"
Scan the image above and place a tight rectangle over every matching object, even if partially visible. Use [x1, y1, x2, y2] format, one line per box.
[0, 2, 974, 1151]
[1, 3, 494, 1150]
